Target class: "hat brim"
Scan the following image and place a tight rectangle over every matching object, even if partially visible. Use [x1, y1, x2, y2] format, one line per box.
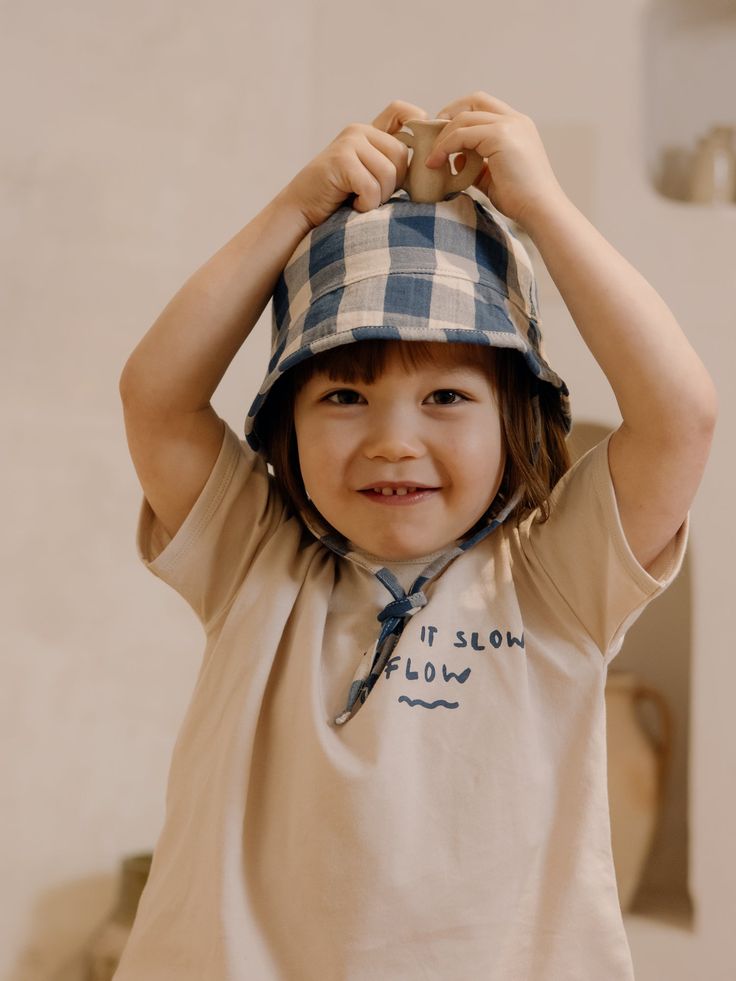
[244, 274, 569, 452]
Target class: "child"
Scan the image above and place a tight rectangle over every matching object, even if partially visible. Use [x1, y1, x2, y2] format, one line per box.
[117, 92, 716, 980]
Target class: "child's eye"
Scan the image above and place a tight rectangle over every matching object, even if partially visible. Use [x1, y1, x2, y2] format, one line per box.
[324, 389, 364, 405]
[427, 389, 467, 405]
[322, 388, 468, 405]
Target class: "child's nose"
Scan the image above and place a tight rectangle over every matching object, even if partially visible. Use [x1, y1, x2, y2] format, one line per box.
[361, 414, 424, 461]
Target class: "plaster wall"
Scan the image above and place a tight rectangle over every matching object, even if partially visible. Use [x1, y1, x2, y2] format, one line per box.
[2, 1, 733, 977]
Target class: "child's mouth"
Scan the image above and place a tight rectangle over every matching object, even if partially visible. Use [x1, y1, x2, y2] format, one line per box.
[359, 488, 438, 505]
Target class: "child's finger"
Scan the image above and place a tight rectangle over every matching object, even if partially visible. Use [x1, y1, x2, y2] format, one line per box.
[366, 124, 420, 186]
[371, 100, 429, 134]
[436, 91, 519, 120]
[425, 114, 500, 166]
[350, 136, 407, 209]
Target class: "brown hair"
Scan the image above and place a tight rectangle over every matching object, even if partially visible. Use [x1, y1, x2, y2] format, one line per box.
[255, 339, 571, 537]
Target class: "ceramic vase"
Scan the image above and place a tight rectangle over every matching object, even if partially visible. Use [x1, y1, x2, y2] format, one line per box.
[689, 125, 736, 204]
[605, 670, 672, 911]
[82, 852, 152, 980]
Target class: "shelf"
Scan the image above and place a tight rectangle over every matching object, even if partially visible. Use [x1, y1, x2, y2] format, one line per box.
[644, 0, 736, 203]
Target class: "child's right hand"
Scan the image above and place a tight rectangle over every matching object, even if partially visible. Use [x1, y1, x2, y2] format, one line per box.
[281, 100, 430, 229]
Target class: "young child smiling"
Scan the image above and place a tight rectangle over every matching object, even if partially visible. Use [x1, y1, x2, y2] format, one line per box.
[118, 91, 716, 980]
[292, 344, 506, 560]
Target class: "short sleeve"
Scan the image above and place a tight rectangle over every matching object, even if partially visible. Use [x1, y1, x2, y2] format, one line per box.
[518, 431, 689, 661]
[136, 419, 287, 632]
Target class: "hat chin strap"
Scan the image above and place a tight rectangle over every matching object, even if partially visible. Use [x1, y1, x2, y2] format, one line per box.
[301, 481, 525, 727]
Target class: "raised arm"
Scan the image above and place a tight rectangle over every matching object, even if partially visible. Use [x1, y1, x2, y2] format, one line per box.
[119, 99, 429, 539]
[119, 190, 312, 414]
[520, 193, 717, 573]
[119, 190, 313, 538]
[426, 90, 718, 574]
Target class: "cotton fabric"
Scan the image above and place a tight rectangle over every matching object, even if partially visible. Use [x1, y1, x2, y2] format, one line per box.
[244, 188, 571, 454]
[114, 419, 688, 981]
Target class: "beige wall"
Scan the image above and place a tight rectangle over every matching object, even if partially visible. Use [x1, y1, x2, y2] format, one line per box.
[3, 1, 734, 978]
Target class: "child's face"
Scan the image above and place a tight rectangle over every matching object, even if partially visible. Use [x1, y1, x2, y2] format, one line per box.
[293, 346, 506, 561]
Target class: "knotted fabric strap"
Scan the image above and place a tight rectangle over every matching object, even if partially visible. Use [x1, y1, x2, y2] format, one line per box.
[377, 592, 428, 622]
[334, 586, 429, 726]
[332, 477, 530, 726]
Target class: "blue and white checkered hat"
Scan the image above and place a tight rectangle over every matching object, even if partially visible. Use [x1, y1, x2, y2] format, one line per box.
[244, 187, 570, 451]
[244, 187, 572, 726]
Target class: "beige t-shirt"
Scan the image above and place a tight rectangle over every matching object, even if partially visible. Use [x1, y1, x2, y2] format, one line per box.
[115, 419, 688, 981]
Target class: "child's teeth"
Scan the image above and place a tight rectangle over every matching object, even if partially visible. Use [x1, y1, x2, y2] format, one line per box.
[373, 487, 419, 496]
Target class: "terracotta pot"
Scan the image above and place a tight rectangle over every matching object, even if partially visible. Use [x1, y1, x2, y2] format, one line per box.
[689, 125, 736, 204]
[605, 671, 672, 911]
[82, 852, 152, 980]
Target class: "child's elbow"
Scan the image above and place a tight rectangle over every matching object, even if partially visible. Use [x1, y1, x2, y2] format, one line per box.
[686, 363, 719, 434]
[698, 374, 719, 432]
[662, 373, 718, 450]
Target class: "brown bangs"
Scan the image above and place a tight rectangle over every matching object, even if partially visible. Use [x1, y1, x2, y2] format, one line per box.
[286, 338, 500, 392]
[254, 337, 571, 536]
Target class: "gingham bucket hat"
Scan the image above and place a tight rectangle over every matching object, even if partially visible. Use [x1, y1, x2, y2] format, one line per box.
[245, 187, 570, 451]
[244, 187, 571, 726]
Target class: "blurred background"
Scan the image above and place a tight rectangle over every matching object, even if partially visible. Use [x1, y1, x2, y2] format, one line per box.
[2, 0, 734, 977]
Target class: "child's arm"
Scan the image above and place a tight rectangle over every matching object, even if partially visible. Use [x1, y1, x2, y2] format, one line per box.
[120, 100, 426, 539]
[514, 192, 716, 573]
[427, 91, 718, 574]
[119, 190, 314, 539]
[120, 190, 313, 415]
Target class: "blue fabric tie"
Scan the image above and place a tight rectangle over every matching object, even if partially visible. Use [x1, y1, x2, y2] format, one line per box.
[377, 592, 428, 622]
[334, 580, 431, 726]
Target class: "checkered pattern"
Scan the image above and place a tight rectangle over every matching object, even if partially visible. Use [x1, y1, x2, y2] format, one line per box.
[244, 188, 570, 451]
[242, 187, 572, 726]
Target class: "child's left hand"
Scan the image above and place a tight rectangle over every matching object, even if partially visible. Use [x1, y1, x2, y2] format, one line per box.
[426, 91, 567, 229]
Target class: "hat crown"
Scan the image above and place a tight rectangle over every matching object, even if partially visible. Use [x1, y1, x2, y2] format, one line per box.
[244, 188, 570, 453]
[272, 189, 541, 353]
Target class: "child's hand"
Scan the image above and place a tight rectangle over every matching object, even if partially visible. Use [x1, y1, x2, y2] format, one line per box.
[426, 91, 566, 228]
[282, 101, 430, 229]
